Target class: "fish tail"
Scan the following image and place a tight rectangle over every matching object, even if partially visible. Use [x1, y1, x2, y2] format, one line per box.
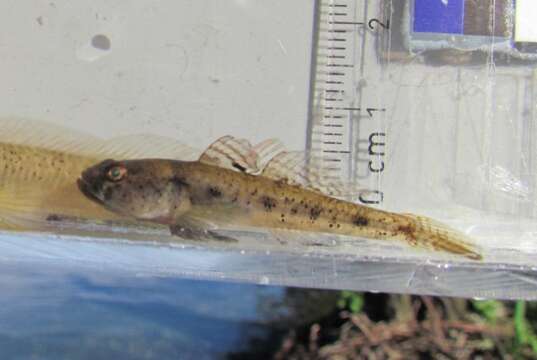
[401, 214, 482, 260]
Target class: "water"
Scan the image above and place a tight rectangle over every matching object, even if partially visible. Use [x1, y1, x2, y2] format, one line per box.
[0, 262, 285, 359]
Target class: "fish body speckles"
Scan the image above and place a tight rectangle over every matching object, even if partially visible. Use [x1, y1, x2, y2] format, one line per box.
[175, 161, 398, 237]
[260, 196, 277, 211]
[78, 139, 482, 260]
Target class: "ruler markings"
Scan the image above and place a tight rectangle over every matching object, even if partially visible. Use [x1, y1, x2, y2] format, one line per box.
[323, 150, 351, 154]
[307, 0, 390, 204]
[326, 64, 353, 67]
[328, 21, 364, 25]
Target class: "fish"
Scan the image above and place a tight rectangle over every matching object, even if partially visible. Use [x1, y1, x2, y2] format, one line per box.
[77, 136, 482, 260]
[0, 118, 198, 231]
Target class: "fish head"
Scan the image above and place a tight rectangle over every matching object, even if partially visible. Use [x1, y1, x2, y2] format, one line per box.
[77, 159, 180, 223]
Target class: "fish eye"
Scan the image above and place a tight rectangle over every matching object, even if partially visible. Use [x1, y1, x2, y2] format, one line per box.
[107, 165, 127, 182]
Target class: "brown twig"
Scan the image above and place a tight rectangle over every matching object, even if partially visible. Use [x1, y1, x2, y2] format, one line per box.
[273, 330, 296, 360]
[445, 321, 513, 337]
[309, 323, 321, 354]
[421, 296, 450, 353]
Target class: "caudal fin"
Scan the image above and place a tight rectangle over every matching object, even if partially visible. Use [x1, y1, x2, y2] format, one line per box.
[401, 214, 482, 260]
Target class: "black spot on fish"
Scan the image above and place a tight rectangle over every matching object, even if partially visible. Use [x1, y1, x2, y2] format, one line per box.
[46, 214, 62, 222]
[208, 186, 222, 198]
[397, 224, 415, 237]
[169, 176, 188, 188]
[251, 189, 258, 196]
[309, 206, 322, 221]
[290, 207, 298, 215]
[260, 196, 277, 211]
[353, 216, 369, 227]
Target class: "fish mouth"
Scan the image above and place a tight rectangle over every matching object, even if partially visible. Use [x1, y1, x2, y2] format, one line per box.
[77, 177, 104, 206]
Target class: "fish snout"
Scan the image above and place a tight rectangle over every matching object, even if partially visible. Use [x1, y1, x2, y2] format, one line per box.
[77, 168, 103, 201]
[78, 159, 116, 201]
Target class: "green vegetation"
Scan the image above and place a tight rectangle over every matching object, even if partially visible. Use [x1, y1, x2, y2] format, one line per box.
[514, 300, 537, 356]
[253, 292, 537, 359]
[337, 291, 364, 314]
[233, 291, 537, 359]
[471, 299, 505, 322]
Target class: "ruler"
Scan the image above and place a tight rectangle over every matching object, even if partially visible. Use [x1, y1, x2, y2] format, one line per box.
[306, 0, 537, 218]
[307, 0, 391, 206]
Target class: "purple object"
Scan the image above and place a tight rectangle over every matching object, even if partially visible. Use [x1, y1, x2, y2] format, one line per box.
[413, 0, 465, 34]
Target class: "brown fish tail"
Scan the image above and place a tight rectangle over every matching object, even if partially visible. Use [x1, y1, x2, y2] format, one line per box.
[402, 214, 482, 260]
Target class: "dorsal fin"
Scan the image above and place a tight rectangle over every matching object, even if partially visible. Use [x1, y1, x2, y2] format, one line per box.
[101, 134, 198, 161]
[198, 135, 262, 173]
[260, 151, 365, 199]
[251, 138, 286, 171]
[0, 117, 199, 161]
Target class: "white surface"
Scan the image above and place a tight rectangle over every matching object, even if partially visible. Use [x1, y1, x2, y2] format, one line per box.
[0, 0, 313, 149]
[515, 0, 537, 43]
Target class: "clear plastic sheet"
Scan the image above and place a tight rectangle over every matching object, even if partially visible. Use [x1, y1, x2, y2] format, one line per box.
[2, 0, 537, 300]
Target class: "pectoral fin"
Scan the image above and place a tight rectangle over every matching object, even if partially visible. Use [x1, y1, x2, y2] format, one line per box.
[169, 216, 236, 242]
